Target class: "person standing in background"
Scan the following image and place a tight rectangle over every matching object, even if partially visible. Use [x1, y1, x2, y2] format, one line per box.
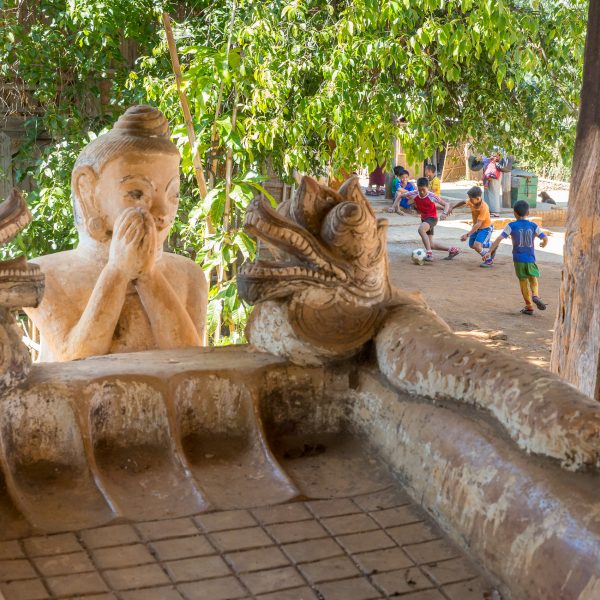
[482, 151, 502, 218]
[366, 160, 386, 196]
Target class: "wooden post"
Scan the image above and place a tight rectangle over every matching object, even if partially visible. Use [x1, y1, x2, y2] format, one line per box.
[162, 14, 210, 209]
[551, 0, 600, 400]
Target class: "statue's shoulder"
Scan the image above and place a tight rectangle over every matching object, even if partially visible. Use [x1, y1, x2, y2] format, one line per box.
[162, 252, 204, 274]
[31, 250, 82, 274]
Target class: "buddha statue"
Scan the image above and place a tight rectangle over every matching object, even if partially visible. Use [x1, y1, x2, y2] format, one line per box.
[25, 105, 207, 361]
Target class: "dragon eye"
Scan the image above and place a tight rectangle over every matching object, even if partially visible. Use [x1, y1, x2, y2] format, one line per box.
[128, 189, 144, 200]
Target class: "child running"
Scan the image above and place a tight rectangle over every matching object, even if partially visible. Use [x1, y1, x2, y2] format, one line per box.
[448, 186, 494, 267]
[403, 177, 460, 262]
[485, 200, 548, 315]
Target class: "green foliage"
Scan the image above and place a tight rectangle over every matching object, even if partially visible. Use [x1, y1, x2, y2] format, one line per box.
[0, 0, 587, 344]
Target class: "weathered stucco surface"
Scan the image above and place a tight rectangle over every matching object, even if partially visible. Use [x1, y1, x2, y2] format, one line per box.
[0, 346, 598, 599]
[353, 369, 600, 600]
[376, 305, 600, 471]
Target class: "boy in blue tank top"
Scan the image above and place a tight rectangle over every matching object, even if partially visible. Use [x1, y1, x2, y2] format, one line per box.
[486, 200, 548, 315]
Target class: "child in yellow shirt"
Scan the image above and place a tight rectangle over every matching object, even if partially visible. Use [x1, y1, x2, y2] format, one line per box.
[425, 164, 441, 197]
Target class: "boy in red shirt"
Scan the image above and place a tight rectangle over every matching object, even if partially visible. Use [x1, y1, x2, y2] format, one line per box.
[403, 177, 460, 262]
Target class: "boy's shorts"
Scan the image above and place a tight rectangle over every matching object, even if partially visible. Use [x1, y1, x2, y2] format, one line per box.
[400, 198, 411, 209]
[421, 217, 438, 236]
[514, 262, 540, 279]
[468, 226, 493, 247]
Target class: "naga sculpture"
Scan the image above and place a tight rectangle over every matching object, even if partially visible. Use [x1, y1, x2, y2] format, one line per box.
[25, 105, 207, 361]
[238, 176, 407, 365]
[0, 189, 44, 392]
[240, 176, 600, 471]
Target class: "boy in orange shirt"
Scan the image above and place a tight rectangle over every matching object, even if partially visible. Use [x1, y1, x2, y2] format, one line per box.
[448, 186, 494, 267]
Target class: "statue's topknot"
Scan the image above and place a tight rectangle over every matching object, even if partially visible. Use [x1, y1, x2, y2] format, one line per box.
[113, 105, 171, 138]
[73, 105, 178, 179]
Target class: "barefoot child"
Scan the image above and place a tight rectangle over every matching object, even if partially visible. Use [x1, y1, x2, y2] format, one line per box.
[448, 186, 494, 267]
[486, 200, 548, 315]
[403, 177, 460, 262]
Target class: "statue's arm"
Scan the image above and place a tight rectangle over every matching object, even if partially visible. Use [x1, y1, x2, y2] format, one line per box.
[28, 209, 155, 360]
[134, 266, 202, 349]
[26, 266, 129, 361]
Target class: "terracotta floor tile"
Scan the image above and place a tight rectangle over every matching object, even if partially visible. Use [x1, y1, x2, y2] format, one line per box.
[226, 546, 289, 573]
[282, 538, 344, 564]
[322, 513, 379, 536]
[165, 555, 231, 582]
[352, 488, 410, 512]
[93, 543, 155, 569]
[23, 534, 81, 557]
[306, 498, 360, 518]
[195, 510, 257, 532]
[299, 555, 360, 583]
[266, 520, 328, 544]
[388, 522, 441, 546]
[443, 577, 502, 600]
[252, 503, 312, 525]
[150, 535, 214, 561]
[210, 527, 273, 552]
[336, 530, 395, 554]
[371, 566, 434, 596]
[33, 551, 95, 576]
[315, 576, 380, 600]
[81, 524, 141, 549]
[136, 518, 198, 541]
[0, 558, 37, 581]
[257, 586, 318, 599]
[0, 541, 24, 560]
[103, 564, 170, 590]
[177, 576, 247, 600]
[354, 547, 414, 574]
[369, 505, 424, 528]
[122, 586, 183, 600]
[46, 572, 108, 596]
[240, 565, 305, 595]
[404, 540, 460, 565]
[394, 590, 446, 599]
[0, 579, 49, 600]
[422, 557, 481, 585]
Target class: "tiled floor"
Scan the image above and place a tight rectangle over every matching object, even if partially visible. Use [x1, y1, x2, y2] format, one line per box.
[0, 487, 501, 599]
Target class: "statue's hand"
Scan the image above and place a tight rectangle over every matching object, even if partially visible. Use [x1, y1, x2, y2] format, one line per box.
[138, 210, 158, 276]
[109, 208, 149, 280]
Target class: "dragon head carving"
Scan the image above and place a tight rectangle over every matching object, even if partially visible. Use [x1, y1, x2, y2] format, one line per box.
[0, 189, 44, 309]
[0, 189, 44, 392]
[238, 176, 394, 364]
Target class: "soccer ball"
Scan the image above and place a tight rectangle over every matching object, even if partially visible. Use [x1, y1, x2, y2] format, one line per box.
[412, 248, 427, 265]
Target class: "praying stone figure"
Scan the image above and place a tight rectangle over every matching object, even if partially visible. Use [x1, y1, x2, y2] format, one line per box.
[25, 105, 207, 361]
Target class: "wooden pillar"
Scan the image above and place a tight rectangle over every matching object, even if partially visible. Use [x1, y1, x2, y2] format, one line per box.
[550, 0, 600, 400]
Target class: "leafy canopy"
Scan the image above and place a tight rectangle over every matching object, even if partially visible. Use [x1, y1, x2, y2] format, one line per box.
[0, 0, 586, 341]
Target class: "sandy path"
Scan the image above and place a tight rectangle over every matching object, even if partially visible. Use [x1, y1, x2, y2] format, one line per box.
[372, 190, 563, 369]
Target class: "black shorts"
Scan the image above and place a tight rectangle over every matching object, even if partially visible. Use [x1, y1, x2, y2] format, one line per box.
[421, 217, 438, 236]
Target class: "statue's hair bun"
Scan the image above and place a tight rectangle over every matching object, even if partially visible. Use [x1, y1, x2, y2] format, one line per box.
[113, 105, 170, 138]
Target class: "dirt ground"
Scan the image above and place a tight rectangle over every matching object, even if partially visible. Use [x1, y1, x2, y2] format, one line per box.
[369, 184, 565, 370]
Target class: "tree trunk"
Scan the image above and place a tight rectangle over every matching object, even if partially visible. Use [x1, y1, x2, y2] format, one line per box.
[551, 0, 600, 400]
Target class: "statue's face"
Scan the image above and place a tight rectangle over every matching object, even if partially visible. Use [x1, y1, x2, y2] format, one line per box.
[94, 152, 180, 247]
